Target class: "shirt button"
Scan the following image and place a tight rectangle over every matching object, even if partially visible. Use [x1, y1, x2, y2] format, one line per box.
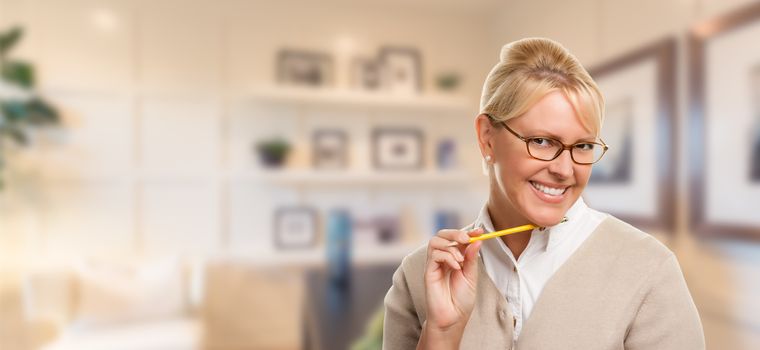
[513, 317, 517, 327]
[513, 266, 517, 272]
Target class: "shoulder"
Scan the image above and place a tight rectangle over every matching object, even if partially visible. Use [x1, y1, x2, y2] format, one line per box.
[570, 214, 679, 292]
[593, 214, 674, 263]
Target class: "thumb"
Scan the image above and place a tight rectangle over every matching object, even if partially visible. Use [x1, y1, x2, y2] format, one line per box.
[461, 240, 482, 283]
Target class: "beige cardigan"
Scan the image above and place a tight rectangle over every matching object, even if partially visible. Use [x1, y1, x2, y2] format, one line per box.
[383, 215, 705, 349]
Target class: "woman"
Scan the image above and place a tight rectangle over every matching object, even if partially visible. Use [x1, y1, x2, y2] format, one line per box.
[383, 38, 704, 350]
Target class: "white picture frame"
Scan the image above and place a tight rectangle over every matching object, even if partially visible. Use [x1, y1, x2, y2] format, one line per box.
[379, 47, 422, 95]
[274, 207, 318, 249]
[689, 4, 760, 239]
[583, 39, 677, 232]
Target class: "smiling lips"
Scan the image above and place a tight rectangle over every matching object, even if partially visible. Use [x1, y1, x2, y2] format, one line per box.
[529, 180, 569, 197]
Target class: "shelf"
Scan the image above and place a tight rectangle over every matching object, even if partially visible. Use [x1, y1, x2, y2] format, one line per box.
[228, 243, 422, 267]
[241, 86, 472, 111]
[227, 169, 475, 186]
[65, 169, 477, 186]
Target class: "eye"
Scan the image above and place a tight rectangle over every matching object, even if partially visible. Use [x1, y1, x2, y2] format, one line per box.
[529, 138, 554, 148]
[574, 143, 595, 151]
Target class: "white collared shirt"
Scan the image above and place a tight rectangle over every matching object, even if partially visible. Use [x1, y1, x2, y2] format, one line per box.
[477, 197, 608, 344]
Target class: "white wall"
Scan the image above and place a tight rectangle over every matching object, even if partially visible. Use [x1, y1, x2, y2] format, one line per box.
[0, 0, 496, 263]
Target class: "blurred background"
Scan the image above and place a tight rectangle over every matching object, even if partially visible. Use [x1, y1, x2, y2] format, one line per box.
[0, 0, 759, 349]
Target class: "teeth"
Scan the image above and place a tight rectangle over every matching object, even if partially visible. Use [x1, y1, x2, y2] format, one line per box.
[531, 181, 567, 196]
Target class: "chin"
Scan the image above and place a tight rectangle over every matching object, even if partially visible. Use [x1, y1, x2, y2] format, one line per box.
[525, 207, 568, 227]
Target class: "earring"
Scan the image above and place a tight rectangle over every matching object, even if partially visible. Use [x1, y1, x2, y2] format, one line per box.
[481, 155, 492, 176]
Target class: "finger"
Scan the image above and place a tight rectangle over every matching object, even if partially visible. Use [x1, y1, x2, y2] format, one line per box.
[462, 241, 482, 281]
[456, 227, 485, 256]
[468, 227, 485, 237]
[429, 236, 460, 251]
[428, 241, 464, 263]
[429, 236, 465, 262]
[448, 246, 464, 262]
[435, 229, 471, 245]
[430, 249, 461, 271]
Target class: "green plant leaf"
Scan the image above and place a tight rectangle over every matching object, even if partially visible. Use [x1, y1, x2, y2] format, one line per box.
[1, 100, 28, 122]
[26, 98, 59, 124]
[0, 124, 29, 145]
[256, 138, 291, 157]
[0, 26, 23, 57]
[2, 60, 35, 88]
[1, 100, 26, 122]
[0, 99, 59, 125]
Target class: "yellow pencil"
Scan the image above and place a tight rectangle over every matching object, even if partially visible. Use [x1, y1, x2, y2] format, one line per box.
[446, 217, 568, 247]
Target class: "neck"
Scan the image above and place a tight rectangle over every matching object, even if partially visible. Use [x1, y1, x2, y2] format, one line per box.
[486, 189, 532, 260]
[486, 179, 534, 229]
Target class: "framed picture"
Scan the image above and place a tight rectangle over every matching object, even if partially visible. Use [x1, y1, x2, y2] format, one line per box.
[689, 2, 760, 239]
[312, 129, 348, 169]
[274, 207, 318, 249]
[350, 57, 383, 91]
[372, 128, 424, 170]
[582, 38, 676, 232]
[379, 46, 422, 95]
[353, 214, 400, 246]
[277, 49, 333, 87]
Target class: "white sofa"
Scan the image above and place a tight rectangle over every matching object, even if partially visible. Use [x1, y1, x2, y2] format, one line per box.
[19, 257, 304, 350]
[21, 256, 203, 350]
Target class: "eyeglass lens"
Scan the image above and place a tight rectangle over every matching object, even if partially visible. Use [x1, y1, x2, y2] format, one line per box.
[526, 138, 605, 164]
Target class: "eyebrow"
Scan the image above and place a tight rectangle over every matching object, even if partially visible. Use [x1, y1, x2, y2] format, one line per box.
[523, 128, 597, 143]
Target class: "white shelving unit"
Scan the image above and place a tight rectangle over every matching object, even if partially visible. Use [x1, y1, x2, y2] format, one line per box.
[241, 86, 471, 111]
[0, 0, 490, 268]
[228, 85, 479, 266]
[227, 169, 473, 186]
[225, 243, 424, 267]
[29, 83, 482, 266]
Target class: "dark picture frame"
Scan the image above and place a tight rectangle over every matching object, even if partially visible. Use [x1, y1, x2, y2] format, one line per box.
[378, 46, 423, 94]
[277, 49, 334, 87]
[350, 57, 383, 91]
[312, 129, 348, 169]
[372, 128, 424, 170]
[689, 2, 760, 240]
[583, 38, 677, 232]
[274, 207, 318, 249]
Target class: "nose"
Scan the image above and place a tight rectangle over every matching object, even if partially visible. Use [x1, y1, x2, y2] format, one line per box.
[548, 149, 574, 179]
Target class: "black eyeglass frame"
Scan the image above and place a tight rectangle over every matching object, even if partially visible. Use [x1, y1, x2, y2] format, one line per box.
[486, 114, 609, 165]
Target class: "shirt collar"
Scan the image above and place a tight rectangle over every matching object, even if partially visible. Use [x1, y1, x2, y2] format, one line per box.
[474, 197, 590, 253]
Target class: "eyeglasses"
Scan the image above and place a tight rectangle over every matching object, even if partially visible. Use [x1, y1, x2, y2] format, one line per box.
[489, 115, 609, 165]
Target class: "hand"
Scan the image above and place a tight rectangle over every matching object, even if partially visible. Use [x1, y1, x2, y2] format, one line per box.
[423, 228, 484, 333]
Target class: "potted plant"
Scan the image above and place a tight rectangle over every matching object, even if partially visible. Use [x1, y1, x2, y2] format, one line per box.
[0, 26, 60, 189]
[255, 137, 291, 168]
[434, 71, 462, 92]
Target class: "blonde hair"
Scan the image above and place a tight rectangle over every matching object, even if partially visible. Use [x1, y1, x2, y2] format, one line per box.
[479, 38, 604, 136]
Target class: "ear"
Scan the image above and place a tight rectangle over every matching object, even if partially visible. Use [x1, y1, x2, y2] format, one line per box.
[475, 113, 497, 158]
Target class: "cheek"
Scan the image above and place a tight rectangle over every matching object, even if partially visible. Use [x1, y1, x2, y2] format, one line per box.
[575, 165, 592, 188]
[496, 157, 543, 196]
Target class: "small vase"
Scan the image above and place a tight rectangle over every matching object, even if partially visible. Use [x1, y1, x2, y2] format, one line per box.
[258, 151, 287, 168]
